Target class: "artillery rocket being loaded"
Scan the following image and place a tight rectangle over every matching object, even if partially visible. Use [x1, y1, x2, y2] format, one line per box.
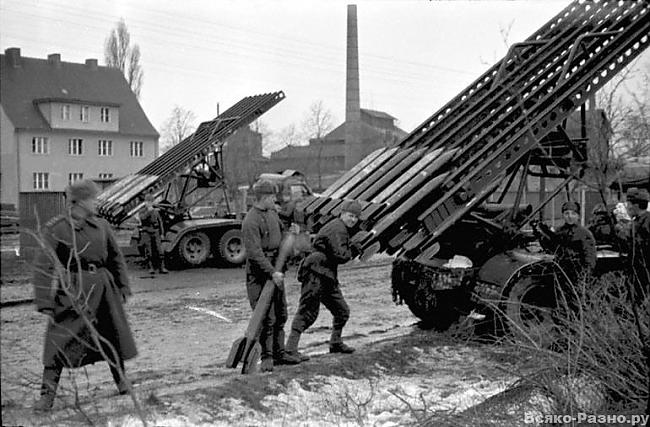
[297, 0, 650, 345]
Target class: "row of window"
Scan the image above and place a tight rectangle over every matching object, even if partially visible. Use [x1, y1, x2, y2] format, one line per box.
[32, 172, 114, 190]
[60, 105, 110, 123]
[32, 137, 144, 157]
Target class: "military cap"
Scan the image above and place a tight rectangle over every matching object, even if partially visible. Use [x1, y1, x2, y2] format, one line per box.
[341, 200, 362, 216]
[253, 180, 276, 196]
[66, 179, 99, 203]
[626, 187, 650, 203]
[561, 200, 580, 213]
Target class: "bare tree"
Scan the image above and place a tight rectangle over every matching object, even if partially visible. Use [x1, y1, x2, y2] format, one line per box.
[104, 19, 144, 98]
[587, 59, 650, 199]
[159, 106, 197, 153]
[268, 123, 302, 154]
[301, 100, 335, 190]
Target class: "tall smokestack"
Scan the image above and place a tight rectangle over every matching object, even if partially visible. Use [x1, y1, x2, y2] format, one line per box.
[345, 4, 362, 170]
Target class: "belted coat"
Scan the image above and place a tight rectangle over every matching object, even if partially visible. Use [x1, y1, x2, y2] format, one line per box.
[32, 214, 137, 368]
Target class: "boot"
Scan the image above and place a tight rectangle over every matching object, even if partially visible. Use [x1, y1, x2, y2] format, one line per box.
[33, 366, 61, 412]
[109, 360, 129, 395]
[274, 352, 301, 365]
[159, 259, 169, 274]
[329, 328, 355, 354]
[285, 330, 310, 362]
[260, 358, 274, 373]
[148, 262, 156, 275]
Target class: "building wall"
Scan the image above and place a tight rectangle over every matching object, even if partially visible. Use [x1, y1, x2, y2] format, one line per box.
[39, 101, 120, 132]
[0, 106, 19, 207]
[17, 130, 156, 192]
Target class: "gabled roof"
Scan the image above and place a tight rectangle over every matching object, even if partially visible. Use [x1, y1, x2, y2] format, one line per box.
[0, 50, 158, 137]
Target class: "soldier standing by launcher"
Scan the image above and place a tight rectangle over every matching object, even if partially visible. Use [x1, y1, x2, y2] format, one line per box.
[534, 200, 597, 283]
[285, 200, 362, 360]
[242, 180, 300, 373]
[140, 193, 168, 275]
[617, 187, 650, 298]
[32, 180, 137, 411]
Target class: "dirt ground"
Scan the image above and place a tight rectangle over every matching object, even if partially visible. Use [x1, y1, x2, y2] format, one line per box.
[1, 256, 528, 426]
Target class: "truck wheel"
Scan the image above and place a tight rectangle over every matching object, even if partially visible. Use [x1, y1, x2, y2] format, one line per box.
[504, 276, 558, 348]
[178, 231, 211, 266]
[218, 229, 246, 266]
[391, 260, 460, 331]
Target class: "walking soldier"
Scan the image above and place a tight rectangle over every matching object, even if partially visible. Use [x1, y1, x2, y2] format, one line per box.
[286, 200, 363, 360]
[32, 179, 137, 412]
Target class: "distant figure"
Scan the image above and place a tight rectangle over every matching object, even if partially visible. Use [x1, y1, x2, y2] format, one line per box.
[285, 200, 363, 360]
[534, 200, 597, 282]
[32, 179, 137, 412]
[242, 180, 301, 372]
[140, 193, 168, 275]
[616, 187, 650, 297]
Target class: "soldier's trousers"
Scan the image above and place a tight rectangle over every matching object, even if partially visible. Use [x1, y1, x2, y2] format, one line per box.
[142, 231, 163, 269]
[246, 272, 288, 360]
[290, 271, 350, 334]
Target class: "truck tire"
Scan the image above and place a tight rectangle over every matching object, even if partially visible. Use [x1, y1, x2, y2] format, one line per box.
[503, 276, 558, 348]
[178, 231, 211, 266]
[391, 258, 461, 331]
[218, 229, 246, 266]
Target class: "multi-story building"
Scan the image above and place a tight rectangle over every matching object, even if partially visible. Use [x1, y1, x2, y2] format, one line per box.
[1, 47, 158, 248]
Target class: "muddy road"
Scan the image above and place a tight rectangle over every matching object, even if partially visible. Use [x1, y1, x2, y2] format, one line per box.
[1, 257, 522, 426]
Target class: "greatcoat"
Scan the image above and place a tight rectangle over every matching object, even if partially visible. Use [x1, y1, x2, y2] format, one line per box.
[33, 214, 137, 368]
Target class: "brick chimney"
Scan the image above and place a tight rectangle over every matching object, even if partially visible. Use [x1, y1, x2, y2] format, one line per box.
[344, 4, 362, 170]
[48, 53, 61, 67]
[5, 47, 21, 68]
[85, 58, 98, 70]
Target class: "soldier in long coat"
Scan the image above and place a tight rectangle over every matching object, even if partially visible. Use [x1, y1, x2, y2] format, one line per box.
[32, 180, 137, 411]
[617, 187, 650, 297]
[285, 200, 362, 360]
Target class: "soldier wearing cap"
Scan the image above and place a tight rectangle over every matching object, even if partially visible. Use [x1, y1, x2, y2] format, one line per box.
[534, 200, 597, 281]
[617, 187, 650, 295]
[285, 199, 363, 359]
[139, 193, 168, 275]
[32, 179, 137, 411]
[242, 179, 300, 372]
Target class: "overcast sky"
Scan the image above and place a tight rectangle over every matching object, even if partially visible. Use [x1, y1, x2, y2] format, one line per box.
[2, 0, 646, 153]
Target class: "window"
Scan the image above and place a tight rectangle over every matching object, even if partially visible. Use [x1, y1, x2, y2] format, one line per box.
[61, 104, 70, 121]
[80, 106, 89, 122]
[99, 173, 113, 179]
[32, 137, 49, 154]
[98, 140, 113, 156]
[130, 140, 144, 157]
[100, 107, 110, 123]
[68, 173, 83, 184]
[68, 138, 83, 155]
[33, 172, 49, 190]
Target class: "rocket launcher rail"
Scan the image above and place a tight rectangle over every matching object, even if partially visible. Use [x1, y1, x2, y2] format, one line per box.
[97, 91, 285, 225]
[298, 0, 649, 263]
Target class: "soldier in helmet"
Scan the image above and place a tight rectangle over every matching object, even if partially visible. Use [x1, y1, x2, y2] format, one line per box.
[534, 200, 597, 282]
[285, 200, 363, 360]
[617, 187, 650, 296]
[242, 180, 301, 372]
[139, 193, 168, 275]
[32, 179, 137, 411]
